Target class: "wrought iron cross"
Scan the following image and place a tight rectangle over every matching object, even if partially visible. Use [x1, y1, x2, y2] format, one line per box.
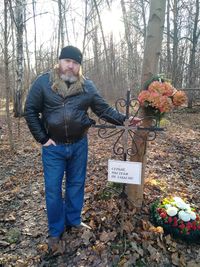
[93, 90, 164, 161]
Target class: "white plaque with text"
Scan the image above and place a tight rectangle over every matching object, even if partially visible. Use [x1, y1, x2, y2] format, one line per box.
[108, 160, 142, 185]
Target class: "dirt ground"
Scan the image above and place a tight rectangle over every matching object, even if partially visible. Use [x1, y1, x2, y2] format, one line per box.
[0, 107, 200, 267]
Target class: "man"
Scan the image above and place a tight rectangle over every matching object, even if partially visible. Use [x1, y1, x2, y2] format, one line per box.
[24, 45, 127, 250]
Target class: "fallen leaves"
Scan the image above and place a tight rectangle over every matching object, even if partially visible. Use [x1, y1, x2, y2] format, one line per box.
[171, 252, 186, 267]
[131, 241, 144, 256]
[81, 229, 94, 245]
[0, 212, 16, 222]
[0, 111, 200, 266]
[99, 230, 117, 242]
[147, 244, 160, 262]
[36, 243, 48, 253]
[0, 240, 10, 247]
[122, 220, 135, 233]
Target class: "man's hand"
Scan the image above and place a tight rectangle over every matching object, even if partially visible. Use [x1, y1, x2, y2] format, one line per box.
[43, 139, 56, 146]
[129, 116, 142, 126]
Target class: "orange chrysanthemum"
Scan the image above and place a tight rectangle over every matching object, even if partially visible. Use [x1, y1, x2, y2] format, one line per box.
[164, 82, 175, 96]
[138, 79, 187, 114]
[172, 91, 188, 106]
[138, 91, 152, 107]
[148, 81, 166, 95]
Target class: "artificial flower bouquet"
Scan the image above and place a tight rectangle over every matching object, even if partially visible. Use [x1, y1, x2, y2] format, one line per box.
[138, 76, 187, 122]
[151, 197, 200, 243]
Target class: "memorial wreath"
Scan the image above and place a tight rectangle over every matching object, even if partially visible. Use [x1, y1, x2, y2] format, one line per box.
[150, 196, 200, 243]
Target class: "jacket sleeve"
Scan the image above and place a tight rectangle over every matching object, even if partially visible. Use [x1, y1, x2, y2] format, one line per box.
[24, 76, 49, 144]
[89, 82, 126, 125]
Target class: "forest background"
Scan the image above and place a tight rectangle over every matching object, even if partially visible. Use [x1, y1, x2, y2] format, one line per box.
[0, 0, 200, 130]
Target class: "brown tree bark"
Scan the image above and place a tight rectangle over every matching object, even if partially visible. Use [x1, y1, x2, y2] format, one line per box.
[166, 0, 171, 77]
[14, 0, 25, 117]
[24, 2, 31, 89]
[93, 0, 115, 92]
[187, 0, 200, 108]
[32, 0, 37, 74]
[120, 0, 134, 88]
[171, 0, 178, 87]
[57, 0, 65, 57]
[126, 0, 167, 207]
[4, 0, 14, 150]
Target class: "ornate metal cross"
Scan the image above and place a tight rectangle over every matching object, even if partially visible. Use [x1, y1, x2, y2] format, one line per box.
[93, 90, 164, 161]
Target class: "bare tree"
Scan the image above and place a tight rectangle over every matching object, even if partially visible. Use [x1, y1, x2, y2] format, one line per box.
[24, 2, 31, 89]
[127, 0, 167, 207]
[14, 0, 25, 117]
[171, 0, 179, 87]
[57, 0, 65, 57]
[3, 0, 14, 149]
[93, 0, 116, 93]
[32, 0, 38, 74]
[82, 0, 89, 53]
[93, 0, 109, 69]
[121, 0, 134, 88]
[166, 0, 172, 77]
[187, 0, 200, 107]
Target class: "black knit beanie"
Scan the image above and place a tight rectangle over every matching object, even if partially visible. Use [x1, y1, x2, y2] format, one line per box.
[59, 46, 82, 64]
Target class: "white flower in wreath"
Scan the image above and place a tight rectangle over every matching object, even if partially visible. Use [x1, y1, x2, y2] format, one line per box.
[165, 204, 172, 209]
[189, 211, 196, 220]
[178, 210, 191, 222]
[166, 207, 178, 216]
[173, 197, 190, 210]
[173, 197, 184, 202]
[173, 197, 184, 203]
[176, 201, 190, 210]
[186, 207, 192, 213]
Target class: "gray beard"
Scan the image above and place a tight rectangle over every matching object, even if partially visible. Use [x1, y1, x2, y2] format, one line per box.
[60, 73, 78, 83]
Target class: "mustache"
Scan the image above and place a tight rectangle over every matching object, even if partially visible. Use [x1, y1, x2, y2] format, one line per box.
[61, 69, 74, 73]
[60, 73, 78, 83]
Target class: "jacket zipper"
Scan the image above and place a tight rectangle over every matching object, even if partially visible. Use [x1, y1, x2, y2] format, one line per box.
[63, 102, 68, 138]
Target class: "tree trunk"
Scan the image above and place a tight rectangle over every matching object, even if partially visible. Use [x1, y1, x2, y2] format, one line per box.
[24, 2, 31, 90]
[57, 0, 65, 57]
[4, 0, 14, 150]
[187, 0, 199, 108]
[140, 0, 147, 41]
[32, 0, 38, 74]
[93, 0, 115, 92]
[11, 10, 16, 101]
[82, 0, 88, 54]
[126, 0, 167, 207]
[14, 0, 24, 117]
[172, 0, 178, 87]
[120, 0, 134, 88]
[166, 0, 171, 77]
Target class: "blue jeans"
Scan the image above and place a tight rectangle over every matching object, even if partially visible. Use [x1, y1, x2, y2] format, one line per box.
[42, 136, 88, 237]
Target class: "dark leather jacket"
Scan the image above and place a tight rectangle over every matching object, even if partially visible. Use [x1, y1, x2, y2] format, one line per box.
[24, 72, 125, 144]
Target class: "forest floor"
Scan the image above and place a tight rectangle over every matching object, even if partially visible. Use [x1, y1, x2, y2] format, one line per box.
[0, 107, 200, 267]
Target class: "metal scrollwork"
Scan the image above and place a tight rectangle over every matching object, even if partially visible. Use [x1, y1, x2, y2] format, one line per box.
[93, 90, 164, 160]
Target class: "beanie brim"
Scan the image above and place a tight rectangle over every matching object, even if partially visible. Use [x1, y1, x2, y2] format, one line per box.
[59, 46, 82, 64]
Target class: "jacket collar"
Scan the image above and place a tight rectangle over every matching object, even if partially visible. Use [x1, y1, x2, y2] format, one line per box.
[50, 65, 84, 98]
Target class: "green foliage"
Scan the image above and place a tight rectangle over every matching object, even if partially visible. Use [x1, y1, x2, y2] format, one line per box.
[142, 74, 168, 90]
[98, 188, 112, 200]
[135, 259, 146, 267]
[98, 182, 124, 200]
[5, 228, 21, 244]
[108, 182, 123, 191]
